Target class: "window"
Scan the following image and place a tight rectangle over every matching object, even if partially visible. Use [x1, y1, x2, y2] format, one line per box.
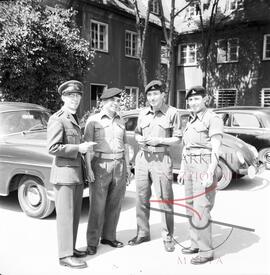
[232, 113, 261, 128]
[217, 38, 239, 63]
[185, 4, 199, 19]
[90, 84, 107, 109]
[214, 89, 238, 108]
[151, 0, 160, 15]
[178, 43, 197, 65]
[263, 34, 270, 60]
[124, 117, 138, 131]
[90, 20, 108, 52]
[161, 45, 169, 64]
[125, 87, 139, 109]
[260, 88, 270, 107]
[125, 31, 138, 58]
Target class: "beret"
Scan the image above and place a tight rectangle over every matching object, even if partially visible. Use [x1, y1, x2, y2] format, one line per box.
[185, 86, 206, 99]
[58, 80, 84, 96]
[100, 87, 122, 100]
[145, 80, 164, 94]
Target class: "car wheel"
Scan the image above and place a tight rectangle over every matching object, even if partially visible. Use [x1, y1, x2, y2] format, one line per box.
[216, 160, 233, 190]
[258, 148, 270, 165]
[18, 176, 55, 219]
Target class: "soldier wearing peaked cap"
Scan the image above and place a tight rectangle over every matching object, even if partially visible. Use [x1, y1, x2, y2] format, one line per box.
[84, 87, 131, 255]
[128, 80, 182, 252]
[177, 85, 223, 264]
[47, 80, 94, 269]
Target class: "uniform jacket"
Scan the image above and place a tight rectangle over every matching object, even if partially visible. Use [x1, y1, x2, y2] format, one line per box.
[47, 107, 85, 185]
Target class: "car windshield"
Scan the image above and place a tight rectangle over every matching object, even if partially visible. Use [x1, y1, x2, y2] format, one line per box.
[0, 109, 50, 136]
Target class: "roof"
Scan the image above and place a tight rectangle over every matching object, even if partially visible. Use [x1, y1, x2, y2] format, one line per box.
[0, 102, 48, 112]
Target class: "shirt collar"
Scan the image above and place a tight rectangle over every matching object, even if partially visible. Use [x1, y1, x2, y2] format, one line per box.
[146, 102, 168, 115]
[100, 109, 120, 119]
[189, 107, 207, 122]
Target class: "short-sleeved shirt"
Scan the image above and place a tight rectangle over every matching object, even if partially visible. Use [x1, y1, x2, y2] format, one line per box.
[84, 110, 127, 154]
[135, 103, 182, 141]
[183, 108, 223, 150]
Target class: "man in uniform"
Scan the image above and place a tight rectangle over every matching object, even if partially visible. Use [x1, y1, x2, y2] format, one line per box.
[128, 80, 181, 252]
[84, 88, 130, 256]
[47, 80, 94, 269]
[177, 86, 223, 264]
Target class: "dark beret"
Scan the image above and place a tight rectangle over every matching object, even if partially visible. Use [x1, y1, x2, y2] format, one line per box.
[58, 80, 84, 96]
[145, 80, 164, 94]
[185, 86, 206, 99]
[100, 87, 122, 100]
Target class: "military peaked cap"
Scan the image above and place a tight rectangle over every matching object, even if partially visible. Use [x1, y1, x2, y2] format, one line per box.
[100, 88, 122, 100]
[145, 80, 165, 94]
[58, 80, 84, 96]
[185, 86, 206, 99]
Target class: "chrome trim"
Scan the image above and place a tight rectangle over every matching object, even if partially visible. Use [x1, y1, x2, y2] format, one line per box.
[0, 160, 51, 168]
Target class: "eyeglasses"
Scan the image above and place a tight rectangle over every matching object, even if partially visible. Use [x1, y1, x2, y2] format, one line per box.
[66, 93, 82, 99]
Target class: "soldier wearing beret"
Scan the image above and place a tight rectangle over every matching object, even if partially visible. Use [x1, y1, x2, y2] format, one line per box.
[177, 85, 223, 264]
[128, 80, 182, 252]
[47, 80, 94, 268]
[84, 87, 131, 255]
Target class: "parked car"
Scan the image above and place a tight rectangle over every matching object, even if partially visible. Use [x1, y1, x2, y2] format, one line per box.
[0, 102, 56, 218]
[121, 109, 261, 190]
[213, 106, 270, 167]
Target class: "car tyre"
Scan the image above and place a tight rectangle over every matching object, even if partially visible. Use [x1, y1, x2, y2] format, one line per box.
[216, 160, 233, 190]
[18, 176, 55, 218]
[258, 148, 270, 167]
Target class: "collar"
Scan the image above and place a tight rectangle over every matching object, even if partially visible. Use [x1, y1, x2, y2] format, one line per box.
[100, 109, 120, 120]
[190, 107, 207, 121]
[146, 102, 168, 115]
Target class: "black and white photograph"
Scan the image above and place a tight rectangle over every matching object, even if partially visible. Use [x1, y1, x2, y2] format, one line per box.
[0, 0, 270, 274]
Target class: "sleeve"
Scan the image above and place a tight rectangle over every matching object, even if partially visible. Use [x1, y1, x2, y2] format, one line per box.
[172, 110, 182, 138]
[123, 128, 127, 144]
[134, 111, 143, 135]
[84, 117, 95, 142]
[47, 117, 79, 159]
[209, 114, 224, 138]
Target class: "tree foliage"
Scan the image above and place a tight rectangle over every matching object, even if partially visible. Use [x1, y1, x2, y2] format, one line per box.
[0, 0, 94, 111]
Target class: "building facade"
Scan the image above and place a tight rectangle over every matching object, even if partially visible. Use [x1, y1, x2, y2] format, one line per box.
[174, 0, 270, 109]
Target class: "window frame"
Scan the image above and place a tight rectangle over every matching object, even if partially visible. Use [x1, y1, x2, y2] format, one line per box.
[231, 112, 262, 129]
[217, 38, 239, 63]
[214, 88, 238, 108]
[263, 34, 270, 61]
[177, 43, 197, 66]
[151, 0, 160, 15]
[260, 88, 270, 107]
[125, 30, 138, 58]
[90, 20, 109, 52]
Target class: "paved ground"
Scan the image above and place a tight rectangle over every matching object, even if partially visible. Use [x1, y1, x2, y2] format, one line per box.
[0, 171, 270, 275]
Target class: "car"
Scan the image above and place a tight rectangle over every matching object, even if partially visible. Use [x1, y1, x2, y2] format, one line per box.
[213, 106, 270, 166]
[0, 102, 56, 218]
[121, 109, 262, 190]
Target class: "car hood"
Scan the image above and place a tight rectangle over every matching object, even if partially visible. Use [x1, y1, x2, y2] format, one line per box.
[1, 130, 47, 146]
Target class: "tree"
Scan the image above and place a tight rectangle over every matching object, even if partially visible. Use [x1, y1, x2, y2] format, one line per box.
[0, 0, 94, 111]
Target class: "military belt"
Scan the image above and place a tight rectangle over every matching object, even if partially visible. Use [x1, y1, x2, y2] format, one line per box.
[94, 152, 124, 160]
[141, 146, 169, 153]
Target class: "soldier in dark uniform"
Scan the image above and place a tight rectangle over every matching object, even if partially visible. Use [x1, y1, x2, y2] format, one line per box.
[128, 80, 181, 252]
[47, 80, 94, 269]
[177, 86, 223, 264]
[84, 88, 131, 256]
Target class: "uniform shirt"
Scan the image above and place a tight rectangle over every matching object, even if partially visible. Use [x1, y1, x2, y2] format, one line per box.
[84, 110, 127, 154]
[183, 107, 223, 150]
[135, 103, 182, 141]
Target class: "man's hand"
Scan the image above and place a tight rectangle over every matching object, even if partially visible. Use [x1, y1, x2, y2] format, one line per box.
[79, 142, 95, 154]
[201, 171, 214, 188]
[137, 135, 148, 146]
[87, 169, 95, 183]
[126, 165, 132, 185]
[145, 137, 162, 146]
[177, 170, 185, 185]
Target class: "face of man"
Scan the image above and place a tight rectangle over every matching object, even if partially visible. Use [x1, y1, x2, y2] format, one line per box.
[146, 89, 164, 109]
[103, 96, 121, 114]
[61, 92, 82, 113]
[187, 95, 207, 114]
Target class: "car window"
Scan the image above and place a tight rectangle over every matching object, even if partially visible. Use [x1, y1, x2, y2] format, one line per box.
[124, 117, 138, 131]
[216, 112, 230, 126]
[0, 110, 50, 136]
[180, 114, 189, 129]
[231, 113, 261, 128]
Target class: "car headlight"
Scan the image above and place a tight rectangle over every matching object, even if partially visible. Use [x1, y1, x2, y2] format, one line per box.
[236, 151, 245, 164]
[247, 145, 259, 158]
[126, 144, 135, 161]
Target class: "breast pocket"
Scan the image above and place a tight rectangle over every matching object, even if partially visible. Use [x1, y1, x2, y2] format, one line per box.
[158, 120, 173, 137]
[140, 121, 151, 136]
[116, 122, 125, 139]
[66, 129, 79, 144]
[95, 123, 110, 139]
[194, 123, 208, 142]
